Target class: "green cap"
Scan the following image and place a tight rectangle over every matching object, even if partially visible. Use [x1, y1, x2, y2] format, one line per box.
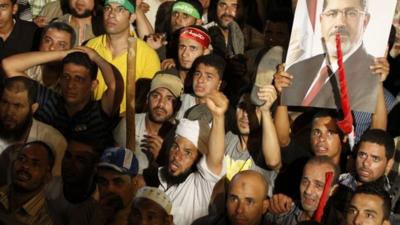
[172, 1, 201, 19]
[105, 0, 135, 13]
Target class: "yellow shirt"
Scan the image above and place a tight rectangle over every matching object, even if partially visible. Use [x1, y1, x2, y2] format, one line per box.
[86, 35, 161, 113]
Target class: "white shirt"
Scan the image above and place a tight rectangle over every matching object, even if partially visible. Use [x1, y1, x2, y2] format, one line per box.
[158, 156, 226, 225]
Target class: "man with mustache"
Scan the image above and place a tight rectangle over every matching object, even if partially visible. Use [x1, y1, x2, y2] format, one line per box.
[0, 76, 67, 177]
[266, 156, 339, 225]
[114, 70, 184, 171]
[53, 0, 103, 45]
[152, 91, 227, 225]
[0, 141, 55, 225]
[281, 0, 380, 113]
[339, 129, 394, 193]
[205, 0, 244, 58]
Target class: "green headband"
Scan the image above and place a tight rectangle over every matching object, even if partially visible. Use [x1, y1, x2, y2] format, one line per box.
[172, 1, 201, 19]
[105, 0, 135, 13]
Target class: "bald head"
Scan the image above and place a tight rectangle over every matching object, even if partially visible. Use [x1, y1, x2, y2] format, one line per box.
[229, 170, 269, 198]
[227, 170, 269, 225]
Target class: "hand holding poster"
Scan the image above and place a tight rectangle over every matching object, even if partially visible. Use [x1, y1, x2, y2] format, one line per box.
[281, 0, 396, 113]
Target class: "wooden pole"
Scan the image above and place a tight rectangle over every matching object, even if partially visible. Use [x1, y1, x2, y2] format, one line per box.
[126, 37, 137, 152]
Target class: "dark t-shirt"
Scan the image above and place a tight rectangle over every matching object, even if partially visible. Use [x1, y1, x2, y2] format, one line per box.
[34, 82, 116, 147]
[0, 19, 39, 61]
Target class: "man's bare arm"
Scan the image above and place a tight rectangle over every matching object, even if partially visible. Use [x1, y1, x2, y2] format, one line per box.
[76, 46, 124, 116]
[2, 51, 70, 77]
[206, 92, 229, 175]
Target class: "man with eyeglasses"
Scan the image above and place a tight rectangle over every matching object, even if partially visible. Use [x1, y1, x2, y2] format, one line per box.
[282, 0, 382, 113]
[85, 0, 160, 113]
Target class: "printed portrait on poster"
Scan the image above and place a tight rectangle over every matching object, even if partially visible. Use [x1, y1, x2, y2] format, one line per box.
[281, 0, 396, 113]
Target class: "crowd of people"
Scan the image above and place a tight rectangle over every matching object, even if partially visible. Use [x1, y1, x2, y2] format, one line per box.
[0, 0, 400, 224]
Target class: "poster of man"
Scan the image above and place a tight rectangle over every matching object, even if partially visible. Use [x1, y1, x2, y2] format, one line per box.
[281, 0, 396, 113]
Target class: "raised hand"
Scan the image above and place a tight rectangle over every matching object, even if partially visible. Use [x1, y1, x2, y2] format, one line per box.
[370, 57, 390, 82]
[273, 64, 293, 94]
[206, 92, 229, 118]
[257, 84, 277, 112]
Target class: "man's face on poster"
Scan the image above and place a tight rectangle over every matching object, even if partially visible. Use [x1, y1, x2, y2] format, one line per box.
[320, 0, 370, 57]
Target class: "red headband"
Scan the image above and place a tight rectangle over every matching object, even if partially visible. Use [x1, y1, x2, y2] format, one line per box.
[180, 27, 211, 49]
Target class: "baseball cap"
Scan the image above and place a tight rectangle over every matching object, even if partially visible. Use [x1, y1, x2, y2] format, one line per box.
[98, 147, 138, 176]
[135, 187, 172, 214]
[150, 70, 184, 98]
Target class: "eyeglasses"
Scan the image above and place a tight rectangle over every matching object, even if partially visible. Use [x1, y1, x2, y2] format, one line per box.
[321, 8, 366, 20]
[103, 5, 128, 14]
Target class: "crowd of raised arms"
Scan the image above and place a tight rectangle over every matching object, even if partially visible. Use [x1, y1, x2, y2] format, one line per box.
[0, 0, 400, 224]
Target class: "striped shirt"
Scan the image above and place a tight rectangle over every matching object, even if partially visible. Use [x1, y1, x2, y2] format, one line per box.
[34, 82, 116, 147]
[0, 186, 54, 225]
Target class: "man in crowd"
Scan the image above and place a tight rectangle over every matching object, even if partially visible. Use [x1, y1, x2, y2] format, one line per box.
[171, 0, 203, 32]
[54, 0, 103, 45]
[338, 129, 394, 196]
[206, 0, 244, 58]
[26, 22, 76, 89]
[0, 141, 55, 225]
[114, 70, 184, 171]
[176, 25, 211, 86]
[0, 76, 67, 176]
[225, 170, 270, 225]
[86, 0, 160, 113]
[0, 0, 38, 61]
[150, 91, 227, 225]
[90, 147, 142, 225]
[47, 138, 101, 225]
[128, 186, 174, 225]
[2, 47, 123, 147]
[346, 184, 391, 225]
[282, 0, 379, 112]
[223, 86, 280, 196]
[175, 53, 225, 120]
[266, 156, 340, 225]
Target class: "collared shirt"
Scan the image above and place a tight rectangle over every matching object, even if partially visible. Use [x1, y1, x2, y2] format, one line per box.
[0, 186, 53, 225]
[158, 156, 226, 225]
[86, 34, 161, 113]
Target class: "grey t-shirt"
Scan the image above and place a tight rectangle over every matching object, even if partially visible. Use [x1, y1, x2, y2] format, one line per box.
[224, 131, 277, 196]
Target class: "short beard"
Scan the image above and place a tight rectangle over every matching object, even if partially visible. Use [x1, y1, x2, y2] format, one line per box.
[0, 112, 32, 142]
[161, 166, 195, 186]
[70, 8, 92, 18]
[148, 108, 171, 124]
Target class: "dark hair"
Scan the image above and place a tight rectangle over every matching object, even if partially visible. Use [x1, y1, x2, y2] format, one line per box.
[1, 76, 37, 105]
[357, 129, 395, 160]
[22, 141, 55, 170]
[191, 54, 226, 79]
[62, 52, 98, 80]
[67, 137, 105, 156]
[352, 182, 391, 220]
[174, 0, 203, 17]
[306, 155, 341, 185]
[41, 22, 76, 47]
[323, 0, 368, 12]
[312, 109, 345, 141]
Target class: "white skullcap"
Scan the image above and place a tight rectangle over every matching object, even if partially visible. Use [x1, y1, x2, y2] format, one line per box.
[175, 118, 209, 154]
[135, 187, 172, 214]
